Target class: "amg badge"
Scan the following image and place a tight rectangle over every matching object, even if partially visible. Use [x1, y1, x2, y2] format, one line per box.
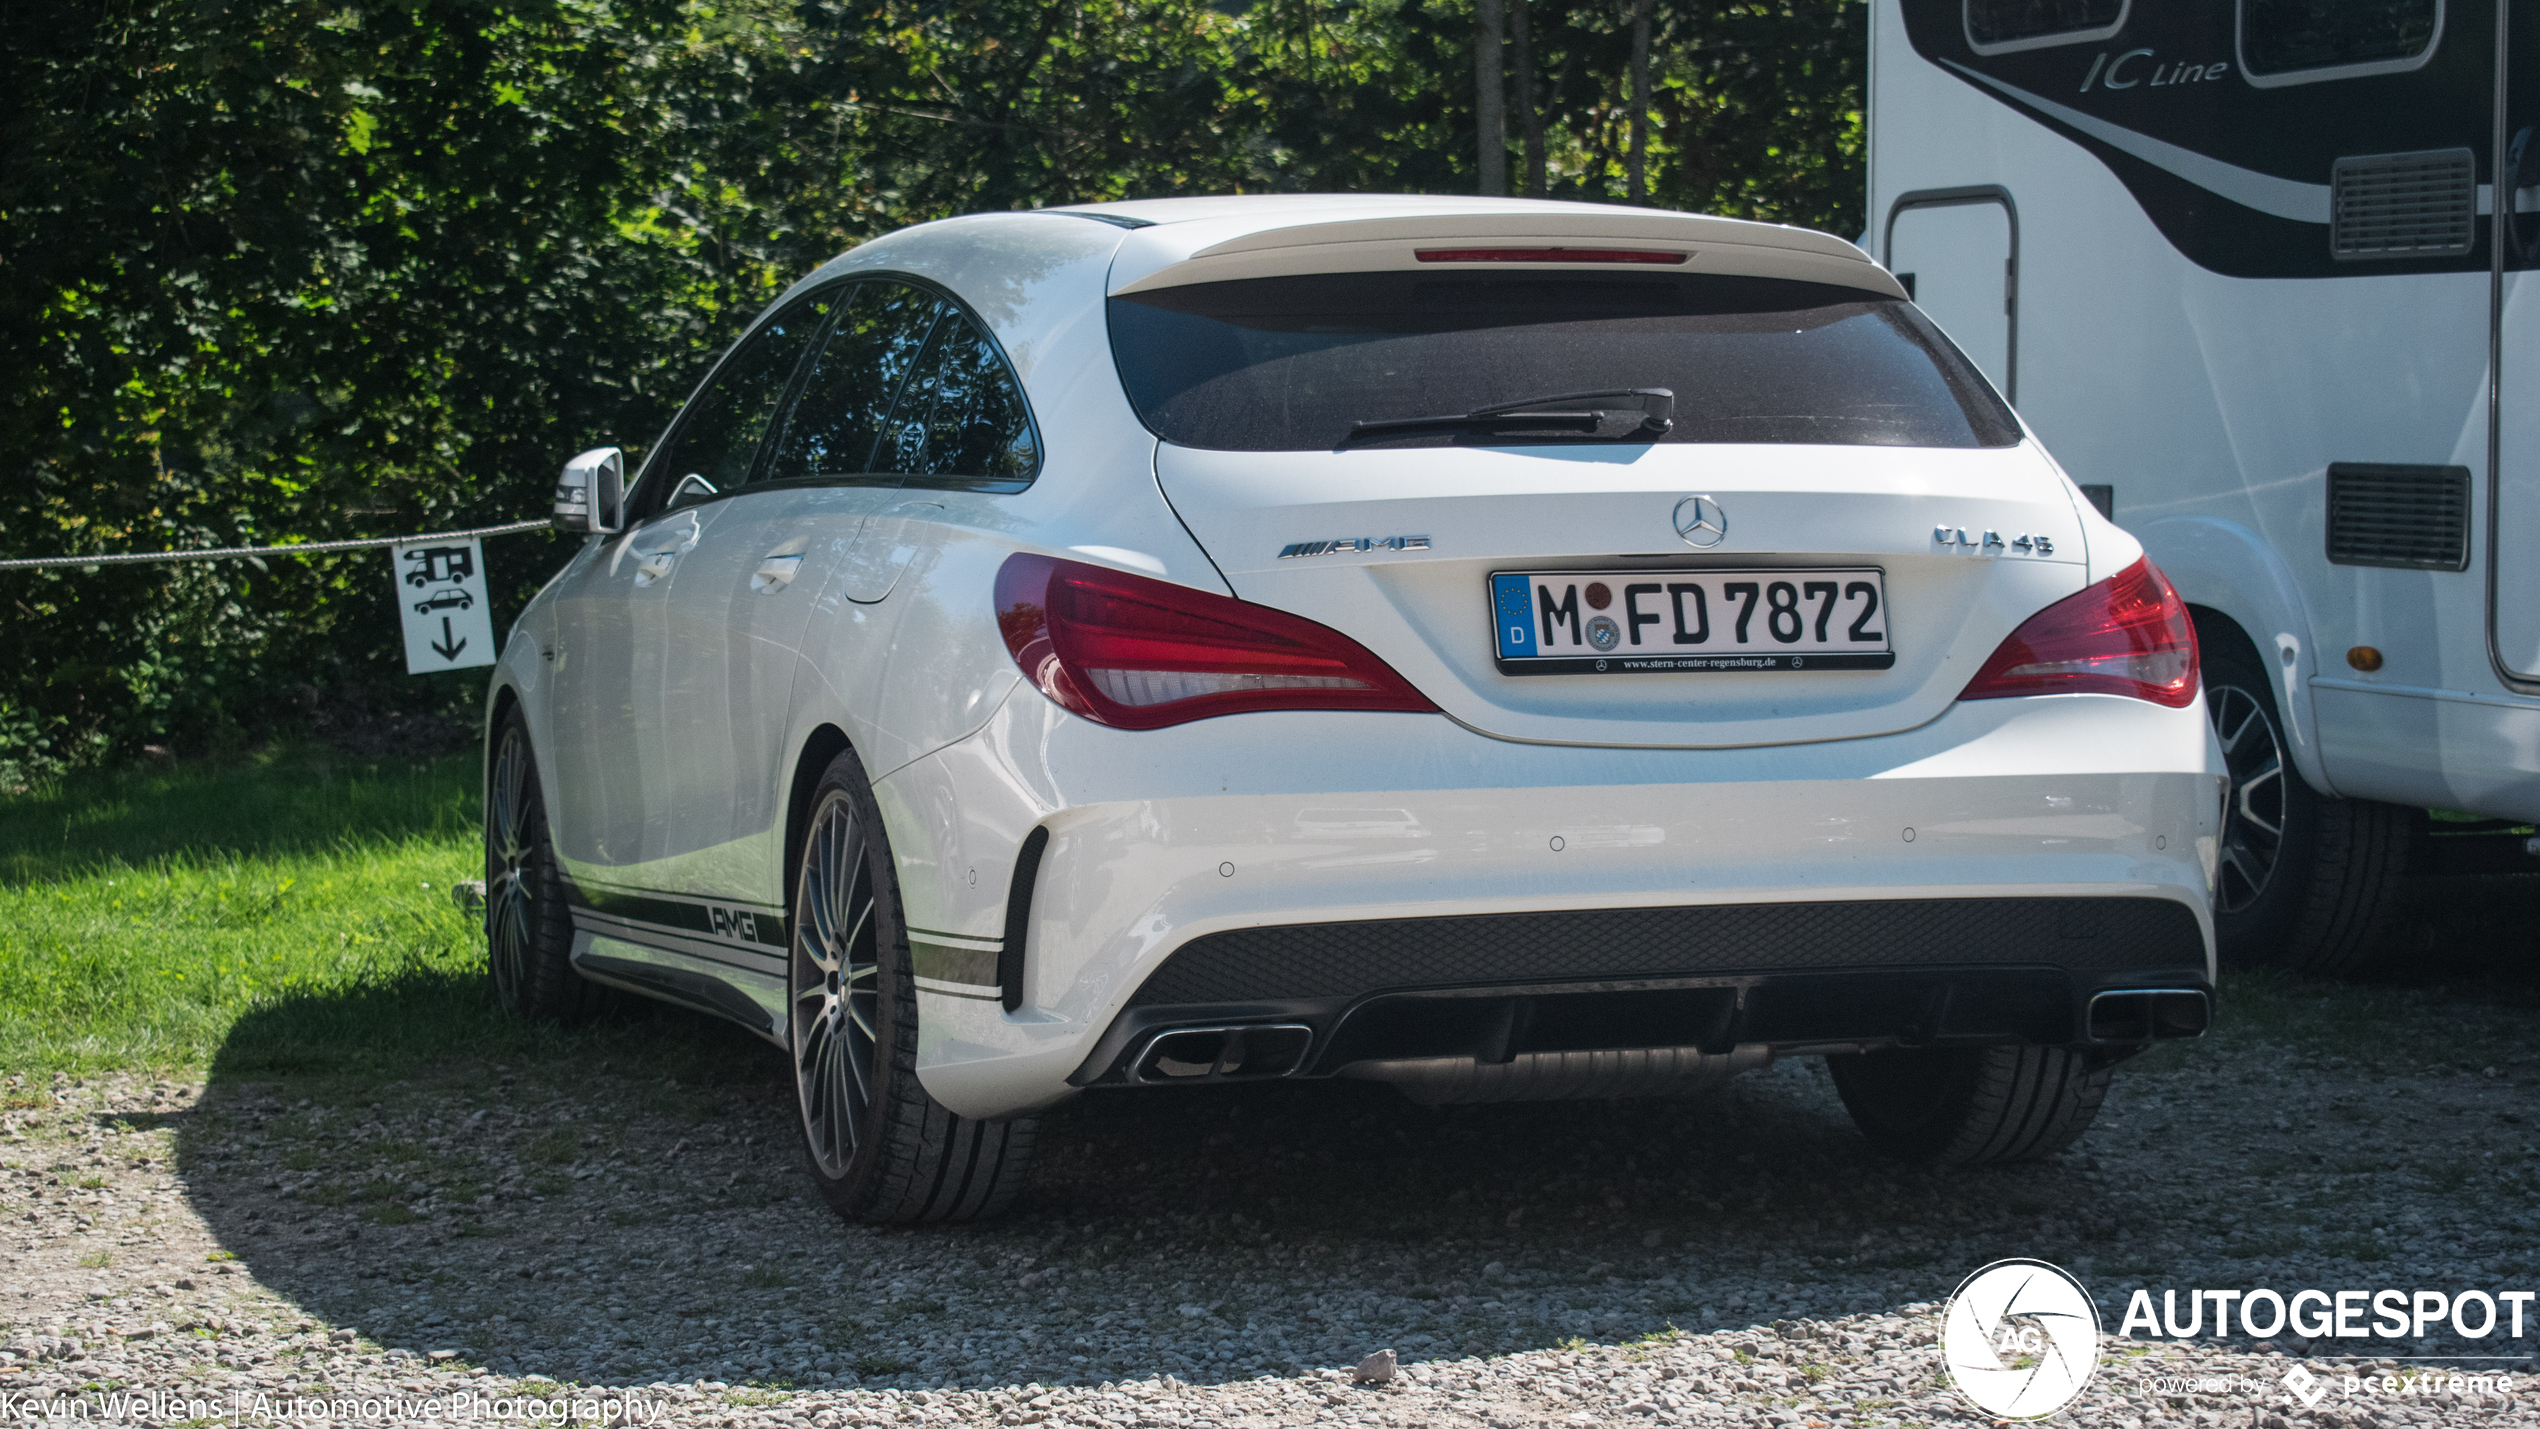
[1278, 536, 1432, 559]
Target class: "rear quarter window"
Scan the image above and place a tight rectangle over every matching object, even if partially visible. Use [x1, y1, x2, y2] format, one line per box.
[1107, 270, 2022, 452]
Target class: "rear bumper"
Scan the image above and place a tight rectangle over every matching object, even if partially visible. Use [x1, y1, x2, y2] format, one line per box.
[876, 690, 2223, 1120]
[1071, 896, 2210, 1088]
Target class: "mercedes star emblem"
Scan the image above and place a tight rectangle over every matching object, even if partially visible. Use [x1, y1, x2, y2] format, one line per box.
[1673, 495, 1727, 548]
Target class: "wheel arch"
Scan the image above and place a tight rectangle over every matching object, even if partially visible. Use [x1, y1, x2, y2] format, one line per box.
[483, 678, 526, 824]
[782, 723, 857, 926]
[2136, 514, 2335, 796]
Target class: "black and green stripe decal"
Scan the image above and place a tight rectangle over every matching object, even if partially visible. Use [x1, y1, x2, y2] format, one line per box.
[565, 881, 789, 952]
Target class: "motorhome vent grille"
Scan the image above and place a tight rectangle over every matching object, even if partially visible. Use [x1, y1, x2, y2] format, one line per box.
[2331, 150, 2475, 259]
[2326, 463, 2472, 571]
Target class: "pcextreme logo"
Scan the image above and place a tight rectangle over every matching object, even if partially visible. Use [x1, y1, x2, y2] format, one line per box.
[1941, 1258, 2103, 1419]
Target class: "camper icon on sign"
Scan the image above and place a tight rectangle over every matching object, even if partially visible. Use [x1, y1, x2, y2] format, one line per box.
[402, 545, 476, 588]
[391, 537, 495, 675]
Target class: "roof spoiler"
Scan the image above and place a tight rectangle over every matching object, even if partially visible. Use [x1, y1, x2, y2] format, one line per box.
[1101, 209, 1904, 299]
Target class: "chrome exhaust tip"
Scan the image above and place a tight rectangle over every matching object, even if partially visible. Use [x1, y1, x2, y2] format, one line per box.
[2087, 987, 2210, 1043]
[1132, 1024, 1314, 1084]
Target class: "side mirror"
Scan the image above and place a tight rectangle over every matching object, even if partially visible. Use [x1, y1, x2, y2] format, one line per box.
[554, 447, 625, 534]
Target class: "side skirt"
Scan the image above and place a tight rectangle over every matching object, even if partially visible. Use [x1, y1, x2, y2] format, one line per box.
[568, 927, 789, 1045]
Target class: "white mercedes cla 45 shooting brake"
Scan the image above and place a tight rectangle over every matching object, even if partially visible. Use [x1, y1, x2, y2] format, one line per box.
[486, 195, 2224, 1224]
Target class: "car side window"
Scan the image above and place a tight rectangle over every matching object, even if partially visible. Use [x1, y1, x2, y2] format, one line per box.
[638, 286, 835, 518]
[877, 306, 1042, 493]
[764, 282, 946, 484]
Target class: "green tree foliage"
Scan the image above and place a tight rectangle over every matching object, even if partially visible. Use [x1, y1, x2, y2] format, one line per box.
[1491, 0, 1864, 225]
[0, 0, 1864, 777]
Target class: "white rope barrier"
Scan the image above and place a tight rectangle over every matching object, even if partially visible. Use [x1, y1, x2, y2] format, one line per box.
[0, 519, 551, 571]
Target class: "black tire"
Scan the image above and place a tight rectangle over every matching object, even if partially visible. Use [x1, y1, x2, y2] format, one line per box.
[484, 712, 611, 1021]
[789, 746, 1034, 1224]
[2198, 618, 2422, 975]
[1827, 1045, 2111, 1165]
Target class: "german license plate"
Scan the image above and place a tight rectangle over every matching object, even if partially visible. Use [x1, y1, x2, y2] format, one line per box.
[1489, 569, 1895, 674]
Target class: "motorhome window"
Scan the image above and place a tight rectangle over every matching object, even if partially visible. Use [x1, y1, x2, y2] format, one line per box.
[1966, 0, 2123, 48]
[2242, 0, 2438, 75]
[1108, 271, 2021, 451]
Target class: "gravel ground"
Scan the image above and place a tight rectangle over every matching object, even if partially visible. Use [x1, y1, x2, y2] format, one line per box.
[4, 953, 2538, 1426]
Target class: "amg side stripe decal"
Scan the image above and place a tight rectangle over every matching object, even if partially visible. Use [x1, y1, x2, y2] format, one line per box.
[579, 906, 1016, 997]
[906, 925, 1003, 952]
[569, 889, 1007, 988]
[563, 881, 789, 951]
[569, 910, 785, 972]
[571, 872, 785, 917]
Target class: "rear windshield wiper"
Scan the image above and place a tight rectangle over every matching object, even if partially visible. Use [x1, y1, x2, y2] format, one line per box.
[1345, 387, 1675, 443]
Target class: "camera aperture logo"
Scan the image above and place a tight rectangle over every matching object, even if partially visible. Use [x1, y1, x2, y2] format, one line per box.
[1942, 1258, 2102, 1420]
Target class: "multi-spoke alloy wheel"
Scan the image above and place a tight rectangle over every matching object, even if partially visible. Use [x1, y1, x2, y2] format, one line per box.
[2195, 623, 2420, 974]
[788, 746, 1039, 1223]
[2208, 682, 2285, 915]
[481, 713, 603, 1020]
[487, 725, 538, 1007]
[791, 790, 881, 1180]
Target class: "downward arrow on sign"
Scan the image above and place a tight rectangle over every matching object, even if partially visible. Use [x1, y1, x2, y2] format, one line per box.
[430, 617, 468, 662]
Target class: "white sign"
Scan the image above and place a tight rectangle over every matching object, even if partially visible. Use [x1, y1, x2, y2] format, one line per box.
[393, 537, 496, 674]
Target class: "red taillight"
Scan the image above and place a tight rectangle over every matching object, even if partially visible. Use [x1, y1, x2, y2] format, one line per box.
[994, 554, 1439, 730]
[1958, 557, 2200, 708]
[1413, 247, 1687, 265]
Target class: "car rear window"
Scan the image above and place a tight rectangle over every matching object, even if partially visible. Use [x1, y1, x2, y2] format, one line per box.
[1108, 270, 2022, 451]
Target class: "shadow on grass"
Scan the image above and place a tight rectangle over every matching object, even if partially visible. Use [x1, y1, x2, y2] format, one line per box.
[2383, 873, 2540, 997]
[0, 748, 478, 885]
[2211, 874, 2540, 1070]
[197, 964, 779, 1085]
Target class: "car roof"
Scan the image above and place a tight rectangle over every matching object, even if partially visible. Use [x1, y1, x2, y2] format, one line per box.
[753, 194, 1898, 417]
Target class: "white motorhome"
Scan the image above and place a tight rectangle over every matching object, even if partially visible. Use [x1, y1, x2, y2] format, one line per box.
[1868, 0, 2537, 971]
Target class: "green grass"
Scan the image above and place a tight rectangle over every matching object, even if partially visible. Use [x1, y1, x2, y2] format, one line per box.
[1, 748, 481, 883]
[0, 746, 797, 1092]
[0, 748, 498, 1075]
